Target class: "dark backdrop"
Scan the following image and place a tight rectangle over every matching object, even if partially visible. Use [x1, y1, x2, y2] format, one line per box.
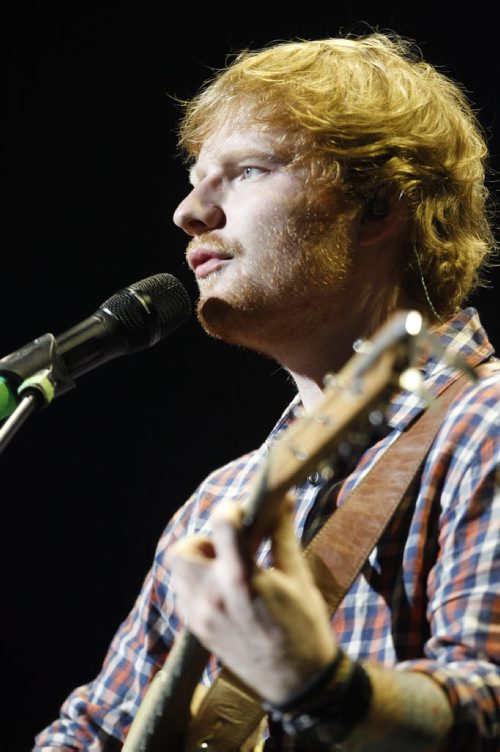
[3, 4, 499, 750]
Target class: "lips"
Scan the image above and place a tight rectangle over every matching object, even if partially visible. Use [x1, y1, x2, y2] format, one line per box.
[187, 247, 233, 279]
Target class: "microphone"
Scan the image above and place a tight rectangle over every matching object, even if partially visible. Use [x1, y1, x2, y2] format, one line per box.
[0, 273, 191, 416]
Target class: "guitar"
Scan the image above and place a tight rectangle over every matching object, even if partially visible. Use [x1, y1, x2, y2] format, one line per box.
[122, 309, 436, 752]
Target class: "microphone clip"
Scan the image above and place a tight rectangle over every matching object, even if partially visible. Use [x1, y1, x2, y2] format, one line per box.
[0, 332, 76, 413]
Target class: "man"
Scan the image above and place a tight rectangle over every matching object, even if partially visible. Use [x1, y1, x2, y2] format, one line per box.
[34, 33, 499, 750]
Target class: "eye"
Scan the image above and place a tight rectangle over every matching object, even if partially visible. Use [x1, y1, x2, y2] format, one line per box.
[240, 166, 266, 180]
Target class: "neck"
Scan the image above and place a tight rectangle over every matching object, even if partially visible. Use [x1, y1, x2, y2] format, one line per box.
[272, 328, 359, 411]
[274, 291, 417, 411]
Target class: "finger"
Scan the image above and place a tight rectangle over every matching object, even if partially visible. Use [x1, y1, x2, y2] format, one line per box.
[166, 534, 216, 567]
[269, 492, 312, 582]
[210, 499, 248, 582]
[210, 499, 257, 618]
[166, 535, 217, 602]
[167, 536, 228, 635]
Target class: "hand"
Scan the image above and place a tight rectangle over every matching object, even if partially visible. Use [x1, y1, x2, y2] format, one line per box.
[166, 495, 337, 704]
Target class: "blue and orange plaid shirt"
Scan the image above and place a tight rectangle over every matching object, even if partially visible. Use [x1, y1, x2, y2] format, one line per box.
[35, 308, 500, 750]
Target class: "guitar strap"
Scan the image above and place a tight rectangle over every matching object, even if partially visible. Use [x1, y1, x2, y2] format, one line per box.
[183, 365, 495, 752]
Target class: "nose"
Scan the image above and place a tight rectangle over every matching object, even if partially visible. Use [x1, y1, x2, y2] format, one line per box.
[173, 184, 225, 236]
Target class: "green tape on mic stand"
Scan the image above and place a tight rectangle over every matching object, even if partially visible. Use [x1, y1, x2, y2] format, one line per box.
[0, 376, 18, 421]
[18, 370, 55, 406]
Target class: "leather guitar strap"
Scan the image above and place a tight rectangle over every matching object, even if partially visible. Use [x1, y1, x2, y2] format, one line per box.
[183, 371, 481, 752]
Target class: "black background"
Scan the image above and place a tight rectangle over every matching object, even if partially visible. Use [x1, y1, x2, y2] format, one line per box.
[3, 4, 499, 750]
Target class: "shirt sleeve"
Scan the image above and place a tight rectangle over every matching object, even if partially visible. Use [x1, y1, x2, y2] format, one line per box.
[396, 374, 500, 750]
[32, 484, 214, 751]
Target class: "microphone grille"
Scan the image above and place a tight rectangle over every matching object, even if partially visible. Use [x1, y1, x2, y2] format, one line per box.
[101, 273, 192, 351]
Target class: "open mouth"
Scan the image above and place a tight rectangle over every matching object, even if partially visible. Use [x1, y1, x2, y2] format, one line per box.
[188, 248, 233, 279]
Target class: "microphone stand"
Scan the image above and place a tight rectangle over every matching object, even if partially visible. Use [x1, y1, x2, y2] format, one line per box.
[0, 392, 40, 454]
[0, 333, 76, 455]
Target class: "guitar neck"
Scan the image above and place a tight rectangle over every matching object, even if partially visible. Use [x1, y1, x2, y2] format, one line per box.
[122, 629, 209, 752]
[241, 341, 402, 542]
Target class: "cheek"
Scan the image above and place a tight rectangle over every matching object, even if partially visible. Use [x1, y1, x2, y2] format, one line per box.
[225, 202, 287, 256]
[251, 194, 312, 249]
[225, 179, 327, 260]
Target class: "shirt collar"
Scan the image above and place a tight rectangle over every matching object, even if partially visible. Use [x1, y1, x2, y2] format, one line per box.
[387, 307, 495, 429]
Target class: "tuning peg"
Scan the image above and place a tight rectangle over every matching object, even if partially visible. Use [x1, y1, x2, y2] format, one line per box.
[399, 367, 434, 408]
[322, 372, 338, 388]
[399, 367, 423, 392]
[352, 338, 372, 354]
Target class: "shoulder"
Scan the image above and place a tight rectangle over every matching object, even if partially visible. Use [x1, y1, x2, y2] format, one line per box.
[154, 396, 299, 554]
[443, 365, 500, 437]
[151, 446, 267, 591]
[160, 446, 267, 543]
[424, 365, 500, 491]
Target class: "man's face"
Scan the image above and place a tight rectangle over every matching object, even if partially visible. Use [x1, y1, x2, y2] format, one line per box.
[173, 124, 358, 353]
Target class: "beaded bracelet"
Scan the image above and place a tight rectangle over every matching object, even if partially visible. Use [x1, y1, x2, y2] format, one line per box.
[262, 650, 372, 746]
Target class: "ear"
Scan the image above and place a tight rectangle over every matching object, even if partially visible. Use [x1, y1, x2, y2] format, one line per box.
[357, 191, 405, 248]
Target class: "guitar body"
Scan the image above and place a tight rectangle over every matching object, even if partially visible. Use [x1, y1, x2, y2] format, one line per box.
[185, 681, 266, 752]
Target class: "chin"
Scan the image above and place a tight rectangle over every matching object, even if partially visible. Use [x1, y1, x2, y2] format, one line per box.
[196, 295, 271, 351]
[197, 297, 245, 341]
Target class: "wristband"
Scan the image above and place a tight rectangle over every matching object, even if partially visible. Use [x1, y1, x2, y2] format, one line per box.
[262, 651, 372, 746]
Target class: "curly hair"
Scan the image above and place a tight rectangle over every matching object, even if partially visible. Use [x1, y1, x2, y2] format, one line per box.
[178, 33, 497, 318]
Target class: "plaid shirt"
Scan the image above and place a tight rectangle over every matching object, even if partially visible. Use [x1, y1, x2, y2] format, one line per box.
[35, 308, 500, 751]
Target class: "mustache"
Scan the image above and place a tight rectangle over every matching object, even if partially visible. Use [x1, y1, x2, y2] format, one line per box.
[185, 235, 244, 259]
